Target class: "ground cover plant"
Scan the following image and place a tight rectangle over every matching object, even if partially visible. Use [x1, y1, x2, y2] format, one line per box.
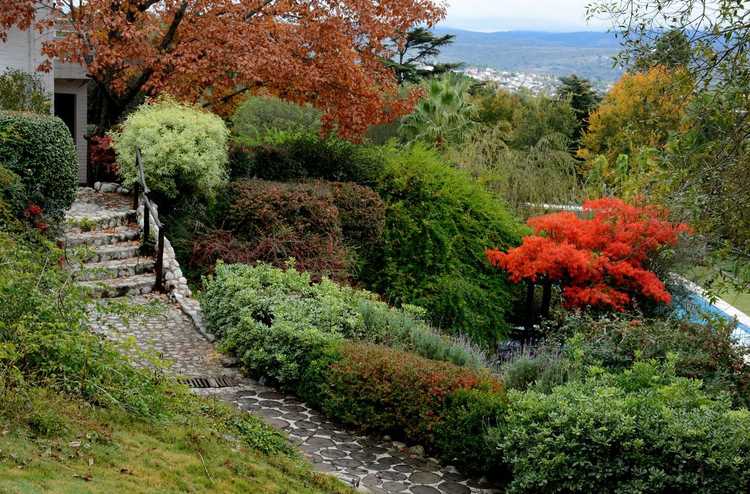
[0, 216, 350, 493]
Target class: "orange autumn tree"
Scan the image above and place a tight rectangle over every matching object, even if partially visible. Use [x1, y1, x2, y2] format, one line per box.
[486, 198, 690, 319]
[0, 0, 445, 136]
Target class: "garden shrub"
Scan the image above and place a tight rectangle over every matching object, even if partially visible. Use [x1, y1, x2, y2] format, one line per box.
[496, 361, 750, 494]
[433, 388, 507, 476]
[187, 179, 385, 282]
[201, 263, 492, 384]
[0, 230, 167, 418]
[231, 95, 321, 146]
[563, 314, 750, 407]
[0, 111, 78, 220]
[229, 131, 383, 185]
[362, 143, 522, 345]
[111, 98, 229, 200]
[304, 342, 502, 449]
[0, 69, 51, 113]
[0, 163, 24, 227]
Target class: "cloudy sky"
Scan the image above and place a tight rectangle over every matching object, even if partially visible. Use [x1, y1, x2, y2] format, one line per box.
[443, 0, 611, 32]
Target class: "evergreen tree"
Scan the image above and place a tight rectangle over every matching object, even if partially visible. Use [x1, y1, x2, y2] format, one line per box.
[386, 28, 462, 84]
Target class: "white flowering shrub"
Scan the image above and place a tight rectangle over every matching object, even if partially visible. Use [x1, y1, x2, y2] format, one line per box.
[112, 98, 229, 199]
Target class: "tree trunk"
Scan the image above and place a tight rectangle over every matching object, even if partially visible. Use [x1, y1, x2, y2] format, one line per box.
[525, 281, 536, 329]
[541, 280, 552, 319]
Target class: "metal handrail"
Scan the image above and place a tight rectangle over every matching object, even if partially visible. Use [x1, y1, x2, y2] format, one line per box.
[133, 148, 165, 292]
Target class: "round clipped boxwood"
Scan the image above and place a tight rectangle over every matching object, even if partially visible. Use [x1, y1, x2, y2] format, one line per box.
[0, 111, 77, 219]
[112, 98, 229, 200]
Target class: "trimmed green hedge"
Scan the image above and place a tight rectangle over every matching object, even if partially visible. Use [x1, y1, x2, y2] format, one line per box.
[202, 263, 504, 475]
[0, 111, 78, 219]
[497, 362, 750, 494]
[201, 263, 491, 384]
[363, 144, 523, 345]
[229, 132, 383, 185]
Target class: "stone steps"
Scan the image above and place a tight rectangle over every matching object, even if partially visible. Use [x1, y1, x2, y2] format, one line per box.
[74, 257, 156, 281]
[65, 209, 137, 231]
[80, 273, 157, 298]
[85, 241, 141, 263]
[63, 225, 141, 248]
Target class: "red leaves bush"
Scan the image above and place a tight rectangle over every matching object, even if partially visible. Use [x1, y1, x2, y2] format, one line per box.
[190, 179, 384, 282]
[87, 135, 118, 183]
[486, 198, 691, 311]
[306, 342, 502, 449]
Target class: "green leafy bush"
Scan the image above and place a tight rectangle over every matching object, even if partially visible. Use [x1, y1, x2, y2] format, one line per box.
[0, 231, 167, 418]
[362, 143, 522, 345]
[0, 163, 24, 227]
[562, 314, 750, 407]
[231, 95, 321, 146]
[0, 69, 51, 113]
[112, 98, 229, 200]
[496, 361, 750, 494]
[0, 111, 77, 220]
[303, 342, 502, 450]
[433, 388, 507, 476]
[229, 132, 383, 184]
[201, 263, 492, 385]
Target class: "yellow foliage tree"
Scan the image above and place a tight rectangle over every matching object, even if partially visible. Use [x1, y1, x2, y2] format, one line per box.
[578, 66, 693, 164]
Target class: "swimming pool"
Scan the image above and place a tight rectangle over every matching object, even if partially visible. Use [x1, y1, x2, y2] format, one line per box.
[674, 275, 750, 345]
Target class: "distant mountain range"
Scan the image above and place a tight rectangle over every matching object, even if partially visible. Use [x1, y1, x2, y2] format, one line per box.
[432, 28, 624, 84]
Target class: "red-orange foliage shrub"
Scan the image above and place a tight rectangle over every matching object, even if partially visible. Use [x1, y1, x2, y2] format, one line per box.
[486, 198, 690, 311]
[189, 180, 385, 282]
[306, 342, 502, 447]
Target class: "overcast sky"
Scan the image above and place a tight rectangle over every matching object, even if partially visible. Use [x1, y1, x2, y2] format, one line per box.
[443, 0, 611, 32]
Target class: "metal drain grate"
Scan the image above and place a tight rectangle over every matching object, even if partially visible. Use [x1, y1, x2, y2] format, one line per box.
[179, 375, 240, 388]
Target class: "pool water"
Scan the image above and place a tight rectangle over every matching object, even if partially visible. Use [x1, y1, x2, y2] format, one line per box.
[676, 292, 750, 345]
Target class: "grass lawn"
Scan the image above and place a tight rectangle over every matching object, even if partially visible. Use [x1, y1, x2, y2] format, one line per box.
[0, 388, 351, 494]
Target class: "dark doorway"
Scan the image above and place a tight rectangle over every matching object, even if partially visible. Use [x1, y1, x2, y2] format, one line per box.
[54, 93, 76, 139]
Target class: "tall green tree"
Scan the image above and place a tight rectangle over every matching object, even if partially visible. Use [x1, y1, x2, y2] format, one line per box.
[386, 27, 462, 84]
[558, 75, 601, 143]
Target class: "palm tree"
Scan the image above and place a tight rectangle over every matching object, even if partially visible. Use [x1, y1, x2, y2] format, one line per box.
[400, 74, 475, 148]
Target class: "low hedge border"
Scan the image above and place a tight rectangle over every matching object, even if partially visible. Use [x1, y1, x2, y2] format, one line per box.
[203, 262, 750, 491]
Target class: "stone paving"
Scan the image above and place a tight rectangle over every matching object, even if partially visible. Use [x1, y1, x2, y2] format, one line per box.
[73, 188, 500, 494]
[90, 295, 499, 494]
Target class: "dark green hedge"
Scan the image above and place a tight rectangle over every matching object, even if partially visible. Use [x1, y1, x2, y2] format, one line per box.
[0, 111, 78, 219]
[362, 144, 523, 346]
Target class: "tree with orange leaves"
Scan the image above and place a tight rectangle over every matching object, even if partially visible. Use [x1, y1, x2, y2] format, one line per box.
[0, 0, 445, 136]
[486, 198, 690, 320]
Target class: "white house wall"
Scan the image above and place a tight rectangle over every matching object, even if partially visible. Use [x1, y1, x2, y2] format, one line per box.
[0, 25, 54, 95]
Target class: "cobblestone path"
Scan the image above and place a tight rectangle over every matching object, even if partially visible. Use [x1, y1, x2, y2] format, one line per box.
[70, 188, 500, 494]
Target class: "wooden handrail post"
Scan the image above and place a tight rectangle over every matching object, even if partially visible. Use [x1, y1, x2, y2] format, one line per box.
[132, 182, 139, 210]
[155, 228, 165, 292]
[143, 202, 150, 245]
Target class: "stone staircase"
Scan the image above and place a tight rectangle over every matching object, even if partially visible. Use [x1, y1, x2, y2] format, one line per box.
[63, 189, 157, 298]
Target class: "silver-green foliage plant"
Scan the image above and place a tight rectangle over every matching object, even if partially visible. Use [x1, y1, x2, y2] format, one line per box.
[201, 261, 490, 387]
[111, 98, 229, 200]
[400, 73, 475, 148]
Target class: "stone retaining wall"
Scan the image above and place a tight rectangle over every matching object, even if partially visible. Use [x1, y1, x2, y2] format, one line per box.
[135, 193, 215, 343]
